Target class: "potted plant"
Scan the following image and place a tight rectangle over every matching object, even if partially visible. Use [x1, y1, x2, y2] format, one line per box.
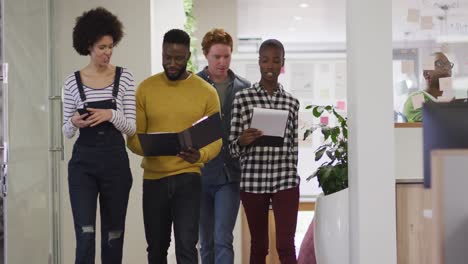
[302, 104, 349, 264]
[303, 105, 348, 195]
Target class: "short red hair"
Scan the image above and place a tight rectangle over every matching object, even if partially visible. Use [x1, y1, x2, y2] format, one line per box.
[201, 28, 233, 55]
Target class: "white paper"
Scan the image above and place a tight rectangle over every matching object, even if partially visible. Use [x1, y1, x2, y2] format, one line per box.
[250, 107, 289, 137]
[439, 77, 453, 91]
[320, 63, 330, 73]
[422, 55, 435, 71]
[437, 96, 453, 102]
[401, 60, 415, 75]
[411, 93, 425, 110]
[192, 115, 208, 125]
[407, 9, 420, 23]
[438, 89, 455, 102]
[335, 62, 347, 99]
[319, 89, 330, 99]
[291, 63, 315, 92]
[423, 209, 433, 219]
[421, 16, 433, 30]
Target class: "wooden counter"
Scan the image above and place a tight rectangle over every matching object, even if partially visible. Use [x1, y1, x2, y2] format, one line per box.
[396, 182, 432, 264]
[394, 122, 422, 128]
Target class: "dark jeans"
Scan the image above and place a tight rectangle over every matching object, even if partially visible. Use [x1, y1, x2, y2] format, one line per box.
[68, 144, 133, 264]
[143, 173, 201, 264]
[241, 187, 300, 264]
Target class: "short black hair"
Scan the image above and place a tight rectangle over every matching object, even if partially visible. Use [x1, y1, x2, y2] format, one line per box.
[163, 29, 191, 48]
[259, 39, 285, 58]
[73, 7, 123, 56]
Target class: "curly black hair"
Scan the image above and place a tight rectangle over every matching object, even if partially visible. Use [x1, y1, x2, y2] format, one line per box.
[73, 7, 123, 56]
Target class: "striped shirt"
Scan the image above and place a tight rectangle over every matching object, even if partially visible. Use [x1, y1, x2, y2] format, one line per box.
[62, 67, 136, 138]
[229, 82, 300, 193]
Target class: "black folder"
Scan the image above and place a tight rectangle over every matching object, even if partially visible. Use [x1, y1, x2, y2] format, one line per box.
[138, 113, 222, 156]
[253, 135, 284, 147]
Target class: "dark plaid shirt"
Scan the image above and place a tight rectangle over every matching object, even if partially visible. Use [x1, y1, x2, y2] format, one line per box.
[229, 82, 300, 193]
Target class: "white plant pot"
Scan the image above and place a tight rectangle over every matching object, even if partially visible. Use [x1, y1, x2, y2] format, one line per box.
[314, 188, 349, 264]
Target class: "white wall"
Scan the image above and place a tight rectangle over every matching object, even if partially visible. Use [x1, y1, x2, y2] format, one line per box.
[193, 0, 238, 53]
[347, 0, 397, 263]
[395, 127, 423, 181]
[53, 1, 152, 263]
[150, 0, 185, 73]
[52, 1, 152, 83]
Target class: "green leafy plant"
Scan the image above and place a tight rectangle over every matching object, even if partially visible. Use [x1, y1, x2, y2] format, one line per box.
[183, 0, 198, 72]
[303, 105, 348, 195]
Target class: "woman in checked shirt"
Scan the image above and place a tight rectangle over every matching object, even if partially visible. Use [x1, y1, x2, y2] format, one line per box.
[229, 39, 300, 264]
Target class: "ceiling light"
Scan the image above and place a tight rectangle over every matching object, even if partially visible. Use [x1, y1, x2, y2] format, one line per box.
[299, 3, 309, 8]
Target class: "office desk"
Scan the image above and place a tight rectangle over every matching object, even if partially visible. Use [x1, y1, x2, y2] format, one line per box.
[395, 123, 429, 264]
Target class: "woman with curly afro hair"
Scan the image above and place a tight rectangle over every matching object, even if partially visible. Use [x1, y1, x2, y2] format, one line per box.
[62, 7, 135, 263]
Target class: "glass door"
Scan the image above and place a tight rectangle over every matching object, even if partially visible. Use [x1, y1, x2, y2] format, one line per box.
[0, 1, 6, 262]
[2, 0, 54, 262]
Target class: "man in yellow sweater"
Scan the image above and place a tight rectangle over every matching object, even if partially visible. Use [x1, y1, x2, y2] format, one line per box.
[127, 29, 222, 264]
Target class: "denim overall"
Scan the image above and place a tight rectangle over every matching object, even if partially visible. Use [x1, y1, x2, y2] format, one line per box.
[68, 67, 132, 264]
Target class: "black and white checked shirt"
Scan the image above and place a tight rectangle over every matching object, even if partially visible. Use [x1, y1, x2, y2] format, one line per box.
[229, 82, 300, 193]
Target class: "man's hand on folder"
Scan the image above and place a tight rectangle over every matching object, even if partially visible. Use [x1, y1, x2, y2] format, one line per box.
[178, 148, 201, 163]
[239, 128, 263, 146]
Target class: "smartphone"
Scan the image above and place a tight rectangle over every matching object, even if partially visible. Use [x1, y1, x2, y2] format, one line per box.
[77, 108, 90, 120]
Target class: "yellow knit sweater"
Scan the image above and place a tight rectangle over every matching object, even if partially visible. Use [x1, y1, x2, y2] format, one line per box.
[127, 72, 222, 180]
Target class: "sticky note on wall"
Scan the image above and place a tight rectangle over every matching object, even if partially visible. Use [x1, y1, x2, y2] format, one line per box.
[407, 9, 420, 23]
[439, 77, 452, 91]
[320, 89, 330, 99]
[422, 55, 435, 70]
[320, 116, 329, 125]
[441, 44, 450, 53]
[336, 100, 346, 110]
[421, 16, 434, 30]
[411, 93, 425, 110]
[438, 89, 454, 102]
[401, 60, 415, 75]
